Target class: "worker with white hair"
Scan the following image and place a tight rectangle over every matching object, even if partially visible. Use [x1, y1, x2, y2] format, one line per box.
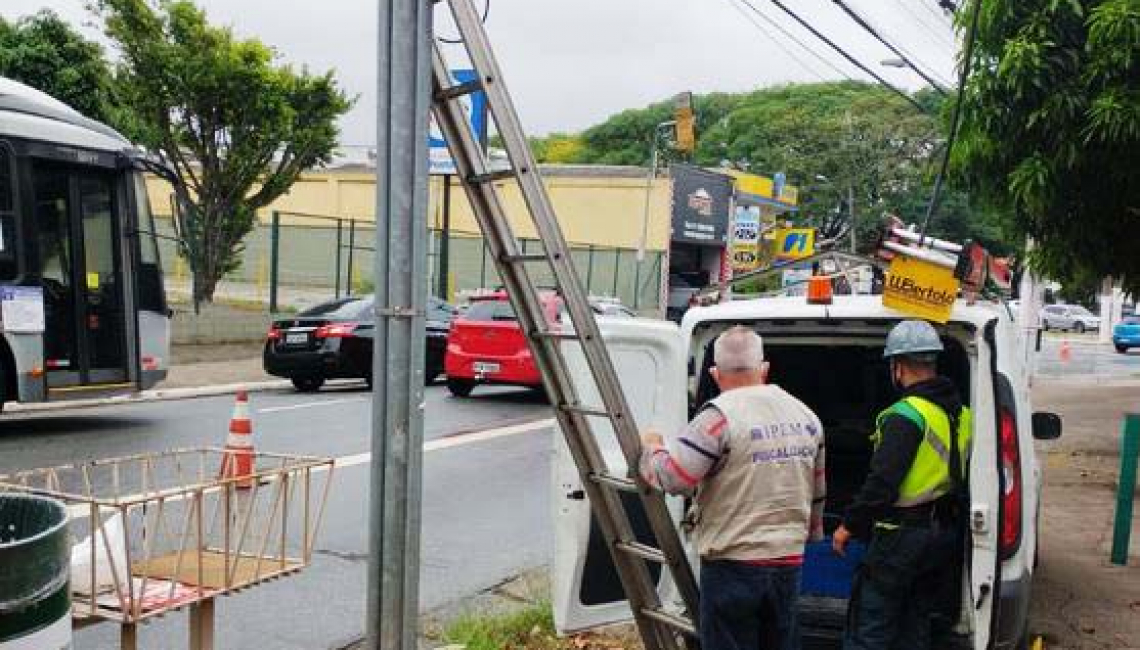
[640, 325, 826, 650]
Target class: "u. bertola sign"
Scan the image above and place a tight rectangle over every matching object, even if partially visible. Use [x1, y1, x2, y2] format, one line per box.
[670, 164, 732, 246]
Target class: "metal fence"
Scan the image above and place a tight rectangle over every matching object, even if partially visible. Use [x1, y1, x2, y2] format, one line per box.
[155, 213, 665, 313]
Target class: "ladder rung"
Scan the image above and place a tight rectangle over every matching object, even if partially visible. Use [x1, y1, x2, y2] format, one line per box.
[616, 541, 667, 564]
[560, 403, 610, 418]
[531, 330, 578, 341]
[435, 78, 484, 101]
[590, 472, 639, 493]
[467, 168, 517, 184]
[501, 253, 549, 264]
[640, 608, 697, 637]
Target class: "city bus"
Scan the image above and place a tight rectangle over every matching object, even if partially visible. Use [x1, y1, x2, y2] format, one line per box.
[0, 77, 170, 409]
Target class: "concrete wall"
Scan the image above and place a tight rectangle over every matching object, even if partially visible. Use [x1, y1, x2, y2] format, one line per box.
[149, 164, 670, 310]
[145, 164, 673, 250]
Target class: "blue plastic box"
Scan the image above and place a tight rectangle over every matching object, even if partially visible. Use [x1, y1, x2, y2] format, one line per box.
[800, 537, 866, 598]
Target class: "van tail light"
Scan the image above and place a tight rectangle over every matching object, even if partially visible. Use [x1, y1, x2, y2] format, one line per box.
[267, 326, 282, 341]
[999, 406, 1023, 560]
[315, 322, 359, 338]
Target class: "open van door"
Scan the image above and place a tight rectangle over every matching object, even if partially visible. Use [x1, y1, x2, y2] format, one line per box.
[551, 318, 690, 634]
[966, 320, 1002, 649]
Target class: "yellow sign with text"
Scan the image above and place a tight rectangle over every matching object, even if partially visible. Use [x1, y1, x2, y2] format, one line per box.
[882, 255, 960, 323]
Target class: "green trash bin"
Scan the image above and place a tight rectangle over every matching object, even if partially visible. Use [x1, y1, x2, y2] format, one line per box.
[0, 493, 71, 649]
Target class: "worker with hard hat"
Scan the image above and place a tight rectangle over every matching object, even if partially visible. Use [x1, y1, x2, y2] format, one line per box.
[833, 319, 972, 650]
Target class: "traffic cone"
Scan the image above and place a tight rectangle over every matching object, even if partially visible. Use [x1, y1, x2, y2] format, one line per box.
[1059, 341, 1072, 363]
[220, 391, 255, 489]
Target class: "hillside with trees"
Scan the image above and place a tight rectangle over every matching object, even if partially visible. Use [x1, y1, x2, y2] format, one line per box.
[531, 81, 1013, 255]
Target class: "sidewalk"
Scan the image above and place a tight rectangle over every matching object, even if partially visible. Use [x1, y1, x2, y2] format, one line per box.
[165, 342, 274, 389]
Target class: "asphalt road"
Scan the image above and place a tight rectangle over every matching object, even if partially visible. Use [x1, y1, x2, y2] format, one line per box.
[1035, 333, 1140, 379]
[0, 383, 554, 649]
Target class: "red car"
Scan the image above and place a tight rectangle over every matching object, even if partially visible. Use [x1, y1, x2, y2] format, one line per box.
[444, 291, 562, 397]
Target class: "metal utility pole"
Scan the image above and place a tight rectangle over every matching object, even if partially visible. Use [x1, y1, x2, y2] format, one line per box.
[848, 184, 857, 253]
[637, 121, 675, 265]
[367, 0, 430, 648]
[438, 176, 452, 300]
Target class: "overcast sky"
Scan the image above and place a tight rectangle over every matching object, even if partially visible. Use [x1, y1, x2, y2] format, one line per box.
[2, 0, 958, 145]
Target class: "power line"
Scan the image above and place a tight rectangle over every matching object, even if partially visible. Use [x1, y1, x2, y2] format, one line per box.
[889, 0, 956, 51]
[890, 38, 956, 88]
[763, 0, 929, 113]
[919, 0, 955, 25]
[919, 0, 981, 240]
[734, 0, 857, 82]
[724, 0, 831, 82]
[831, 0, 949, 94]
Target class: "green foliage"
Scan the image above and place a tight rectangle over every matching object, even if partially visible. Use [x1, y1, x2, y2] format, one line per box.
[954, 0, 1140, 293]
[0, 11, 119, 123]
[441, 602, 558, 650]
[559, 81, 1014, 253]
[529, 133, 586, 163]
[97, 0, 352, 306]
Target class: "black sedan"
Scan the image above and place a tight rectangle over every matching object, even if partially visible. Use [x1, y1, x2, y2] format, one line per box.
[264, 295, 456, 392]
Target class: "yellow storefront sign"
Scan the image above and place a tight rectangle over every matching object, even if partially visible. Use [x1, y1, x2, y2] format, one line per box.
[773, 228, 815, 260]
[731, 242, 761, 273]
[882, 255, 960, 323]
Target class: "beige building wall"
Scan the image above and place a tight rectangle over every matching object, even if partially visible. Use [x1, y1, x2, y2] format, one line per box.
[146, 164, 672, 251]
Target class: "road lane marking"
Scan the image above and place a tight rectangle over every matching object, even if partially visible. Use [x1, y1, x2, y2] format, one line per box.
[333, 417, 556, 468]
[257, 397, 366, 413]
[63, 417, 556, 519]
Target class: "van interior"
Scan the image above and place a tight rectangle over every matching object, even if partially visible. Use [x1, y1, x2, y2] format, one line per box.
[690, 321, 974, 647]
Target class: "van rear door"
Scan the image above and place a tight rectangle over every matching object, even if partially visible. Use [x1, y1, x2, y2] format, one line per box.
[551, 318, 690, 634]
[968, 320, 1001, 648]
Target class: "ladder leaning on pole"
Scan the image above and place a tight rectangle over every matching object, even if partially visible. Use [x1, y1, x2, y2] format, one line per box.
[429, 1, 699, 648]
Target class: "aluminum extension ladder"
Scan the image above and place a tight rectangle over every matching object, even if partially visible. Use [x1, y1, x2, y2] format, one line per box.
[430, 1, 699, 648]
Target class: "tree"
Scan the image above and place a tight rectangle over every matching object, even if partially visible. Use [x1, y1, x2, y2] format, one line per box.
[529, 133, 586, 163]
[0, 10, 119, 124]
[97, 0, 352, 306]
[953, 0, 1140, 293]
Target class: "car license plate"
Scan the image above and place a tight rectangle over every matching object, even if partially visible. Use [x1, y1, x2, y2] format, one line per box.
[472, 361, 500, 374]
[285, 332, 309, 345]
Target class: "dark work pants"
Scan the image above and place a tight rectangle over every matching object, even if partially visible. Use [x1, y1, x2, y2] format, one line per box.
[843, 522, 960, 650]
[699, 559, 801, 650]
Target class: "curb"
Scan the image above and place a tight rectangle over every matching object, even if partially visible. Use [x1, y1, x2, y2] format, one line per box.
[7, 379, 292, 414]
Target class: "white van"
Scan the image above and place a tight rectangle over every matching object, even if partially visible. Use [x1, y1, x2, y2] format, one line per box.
[553, 295, 1061, 650]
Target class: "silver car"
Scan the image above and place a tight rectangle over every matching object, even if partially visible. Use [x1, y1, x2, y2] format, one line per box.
[1041, 304, 1101, 333]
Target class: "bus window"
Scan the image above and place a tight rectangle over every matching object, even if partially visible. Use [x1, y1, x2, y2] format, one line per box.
[132, 173, 166, 314]
[0, 147, 16, 280]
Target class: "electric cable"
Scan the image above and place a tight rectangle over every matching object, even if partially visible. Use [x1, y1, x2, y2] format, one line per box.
[891, 39, 956, 89]
[735, 0, 858, 82]
[919, 0, 955, 24]
[764, 0, 929, 113]
[832, 0, 949, 95]
[889, 0, 956, 51]
[918, 0, 981, 240]
[726, 0, 830, 81]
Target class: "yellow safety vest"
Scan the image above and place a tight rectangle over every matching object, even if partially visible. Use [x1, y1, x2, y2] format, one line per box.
[871, 396, 972, 508]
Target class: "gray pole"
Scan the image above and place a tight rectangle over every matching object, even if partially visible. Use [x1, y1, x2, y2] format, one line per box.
[335, 219, 344, 299]
[368, 0, 431, 648]
[269, 211, 280, 314]
[848, 184, 857, 253]
[437, 175, 452, 300]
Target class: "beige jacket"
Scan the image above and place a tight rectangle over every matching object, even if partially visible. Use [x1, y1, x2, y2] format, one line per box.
[694, 385, 826, 561]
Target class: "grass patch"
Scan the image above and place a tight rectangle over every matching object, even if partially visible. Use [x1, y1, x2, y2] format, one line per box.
[438, 601, 639, 650]
[442, 603, 557, 650]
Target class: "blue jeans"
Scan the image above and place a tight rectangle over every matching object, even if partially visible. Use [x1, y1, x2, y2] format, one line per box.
[843, 523, 959, 650]
[699, 559, 801, 650]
